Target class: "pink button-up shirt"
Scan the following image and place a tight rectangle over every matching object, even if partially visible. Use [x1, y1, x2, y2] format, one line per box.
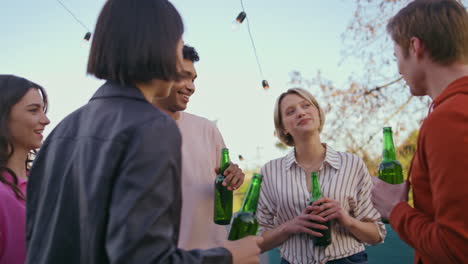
[0, 171, 27, 264]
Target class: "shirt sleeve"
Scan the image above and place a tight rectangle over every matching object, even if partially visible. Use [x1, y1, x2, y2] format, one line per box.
[105, 118, 232, 264]
[353, 157, 386, 244]
[257, 163, 277, 235]
[390, 108, 468, 263]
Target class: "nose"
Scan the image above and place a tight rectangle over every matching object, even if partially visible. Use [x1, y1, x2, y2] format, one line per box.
[186, 82, 195, 95]
[296, 108, 306, 118]
[41, 113, 51, 126]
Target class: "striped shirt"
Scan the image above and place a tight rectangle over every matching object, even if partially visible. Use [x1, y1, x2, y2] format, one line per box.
[257, 144, 386, 264]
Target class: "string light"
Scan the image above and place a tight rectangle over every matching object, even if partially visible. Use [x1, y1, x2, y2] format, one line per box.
[235, 11, 247, 24]
[83, 32, 92, 42]
[56, 0, 92, 43]
[238, 155, 244, 161]
[236, 0, 269, 90]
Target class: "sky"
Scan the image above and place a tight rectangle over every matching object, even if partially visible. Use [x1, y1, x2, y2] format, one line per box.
[1, 0, 368, 169]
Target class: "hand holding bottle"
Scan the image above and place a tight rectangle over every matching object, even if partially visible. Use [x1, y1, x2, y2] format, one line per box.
[371, 176, 409, 219]
[283, 206, 328, 237]
[223, 236, 263, 264]
[215, 162, 245, 190]
[310, 197, 353, 228]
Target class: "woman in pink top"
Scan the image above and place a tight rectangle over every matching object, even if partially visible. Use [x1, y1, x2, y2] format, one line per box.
[0, 75, 50, 264]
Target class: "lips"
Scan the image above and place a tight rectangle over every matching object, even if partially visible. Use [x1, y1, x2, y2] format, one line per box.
[178, 92, 190, 103]
[297, 118, 311, 126]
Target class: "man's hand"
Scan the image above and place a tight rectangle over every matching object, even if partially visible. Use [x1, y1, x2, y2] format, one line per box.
[223, 236, 263, 264]
[215, 163, 245, 190]
[371, 176, 409, 219]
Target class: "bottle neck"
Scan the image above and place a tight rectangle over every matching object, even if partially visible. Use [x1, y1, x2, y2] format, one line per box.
[382, 131, 397, 161]
[241, 177, 262, 213]
[219, 150, 230, 174]
[310, 173, 322, 201]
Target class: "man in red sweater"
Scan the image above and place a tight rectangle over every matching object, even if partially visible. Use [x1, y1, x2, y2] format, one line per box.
[371, 0, 468, 263]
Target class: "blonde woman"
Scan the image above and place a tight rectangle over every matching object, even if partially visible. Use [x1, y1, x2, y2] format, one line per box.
[257, 88, 385, 264]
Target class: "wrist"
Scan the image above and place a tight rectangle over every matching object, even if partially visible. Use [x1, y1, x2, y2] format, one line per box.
[280, 221, 293, 236]
[342, 215, 356, 230]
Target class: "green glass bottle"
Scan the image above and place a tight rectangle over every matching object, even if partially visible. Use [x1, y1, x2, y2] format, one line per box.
[309, 172, 332, 247]
[228, 173, 263, 240]
[214, 148, 233, 225]
[378, 127, 404, 184]
[378, 127, 404, 223]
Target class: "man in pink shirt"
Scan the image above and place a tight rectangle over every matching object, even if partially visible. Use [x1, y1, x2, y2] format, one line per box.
[153, 45, 245, 249]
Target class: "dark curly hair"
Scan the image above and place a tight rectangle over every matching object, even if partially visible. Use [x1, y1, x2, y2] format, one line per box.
[183, 45, 200, 63]
[0, 75, 48, 200]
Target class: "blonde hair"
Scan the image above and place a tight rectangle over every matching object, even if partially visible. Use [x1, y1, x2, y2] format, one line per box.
[274, 88, 325, 146]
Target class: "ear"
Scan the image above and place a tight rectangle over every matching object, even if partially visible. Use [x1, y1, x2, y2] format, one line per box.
[409, 37, 425, 59]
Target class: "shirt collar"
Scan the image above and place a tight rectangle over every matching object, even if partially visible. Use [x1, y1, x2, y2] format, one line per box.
[90, 81, 148, 103]
[285, 143, 341, 170]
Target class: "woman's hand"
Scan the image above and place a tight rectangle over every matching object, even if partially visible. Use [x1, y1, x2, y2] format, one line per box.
[311, 197, 353, 228]
[283, 205, 328, 237]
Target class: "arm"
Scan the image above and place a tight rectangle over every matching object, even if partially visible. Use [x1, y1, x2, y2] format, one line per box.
[390, 110, 468, 263]
[256, 166, 326, 252]
[315, 158, 385, 245]
[105, 118, 232, 264]
[259, 207, 327, 252]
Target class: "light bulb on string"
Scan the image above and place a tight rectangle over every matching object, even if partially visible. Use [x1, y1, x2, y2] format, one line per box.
[262, 80, 270, 90]
[231, 11, 247, 31]
[83, 32, 92, 42]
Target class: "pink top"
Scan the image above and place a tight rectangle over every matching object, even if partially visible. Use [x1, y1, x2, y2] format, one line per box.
[0, 171, 27, 264]
[176, 112, 228, 250]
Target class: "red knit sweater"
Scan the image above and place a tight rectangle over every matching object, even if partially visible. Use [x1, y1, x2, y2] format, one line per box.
[390, 76, 468, 263]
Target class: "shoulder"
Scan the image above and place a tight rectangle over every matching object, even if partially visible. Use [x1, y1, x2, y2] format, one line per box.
[261, 154, 289, 175]
[180, 112, 218, 129]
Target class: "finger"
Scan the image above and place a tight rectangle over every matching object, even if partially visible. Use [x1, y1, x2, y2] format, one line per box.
[231, 175, 245, 190]
[223, 174, 234, 187]
[301, 220, 329, 230]
[300, 227, 324, 237]
[302, 205, 316, 214]
[223, 163, 239, 176]
[305, 214, 327, 223]
[227, 177, 241, 190]
[324, 212, 339, 221]
[312, 197, 329, 206]
[318, 208, 337, 219]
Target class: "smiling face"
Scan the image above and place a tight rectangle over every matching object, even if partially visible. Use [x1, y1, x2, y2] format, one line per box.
[280, 93, 321, 140]
[153, 58, 197, 118]
[8, 88, 50, 151]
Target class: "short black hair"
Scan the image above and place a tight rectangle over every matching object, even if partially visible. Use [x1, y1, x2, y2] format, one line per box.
[183, 45, 200, 63]
[87, 0, 184, 85]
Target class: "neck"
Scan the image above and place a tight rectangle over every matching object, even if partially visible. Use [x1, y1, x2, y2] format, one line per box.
[294, 132, 326, 170]
[152, 101, 181, 120]
[425, 62, 468, 100]
[135, 82, 156, 103]
[7, 147, 29, 180]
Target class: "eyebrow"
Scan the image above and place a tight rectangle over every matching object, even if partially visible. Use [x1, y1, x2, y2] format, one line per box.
[26, 103, 43, 108]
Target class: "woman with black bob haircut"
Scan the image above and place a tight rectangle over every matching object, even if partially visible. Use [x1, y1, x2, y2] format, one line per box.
[0, 75, 49, 264]
[25, 0, 262, 264]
